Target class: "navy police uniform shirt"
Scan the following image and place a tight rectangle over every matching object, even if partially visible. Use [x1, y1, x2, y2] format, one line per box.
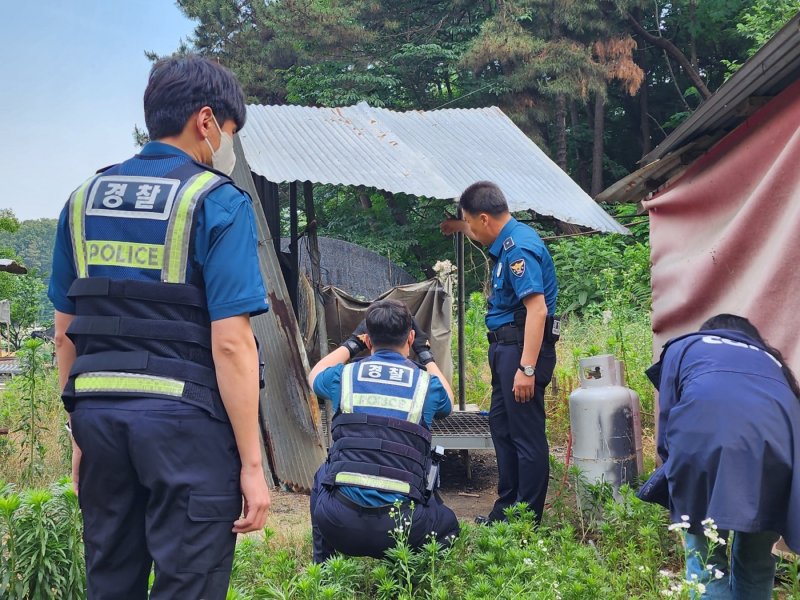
[48, 141, 269, 321]
[314, 349, 452, 506]
[653, 329, 800, 551]
[485, 217, 557, 331]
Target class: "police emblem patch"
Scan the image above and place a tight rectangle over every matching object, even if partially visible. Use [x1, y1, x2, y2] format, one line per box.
[510, 259, 526, 277]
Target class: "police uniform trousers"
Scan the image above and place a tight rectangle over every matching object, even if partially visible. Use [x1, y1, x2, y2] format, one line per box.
[487, 339, 556, 523]
[71, 399, 242, 600]
[309, 463, 460, 563]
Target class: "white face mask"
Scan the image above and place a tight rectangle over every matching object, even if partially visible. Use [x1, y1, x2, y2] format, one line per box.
[205, 115, 236, 176]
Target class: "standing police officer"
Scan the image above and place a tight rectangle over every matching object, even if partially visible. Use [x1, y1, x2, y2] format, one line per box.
[307, 299, 460, 562]
[441, 181, 558, 524]
[49, 55, 271, 599]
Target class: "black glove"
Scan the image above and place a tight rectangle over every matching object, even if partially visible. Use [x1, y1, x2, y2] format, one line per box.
[411, 318, 434, 365]
[341, 318, 369, 358]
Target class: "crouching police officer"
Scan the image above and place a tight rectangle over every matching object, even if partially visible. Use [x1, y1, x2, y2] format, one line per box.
[308, 299, 460, 563]
[440, 181, 558, 524]
[49, 55, 271, 599]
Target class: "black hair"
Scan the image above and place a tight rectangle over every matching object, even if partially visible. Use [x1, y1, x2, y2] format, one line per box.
[458, 181, 509, 216]
[366, 299, 413, 348]
[701, 313, 800, 398]
[144, 55, 247, 140]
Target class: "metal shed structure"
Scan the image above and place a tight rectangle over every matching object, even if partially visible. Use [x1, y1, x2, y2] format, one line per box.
[597, 13, 800, 374]
[233, 102, 626, 491]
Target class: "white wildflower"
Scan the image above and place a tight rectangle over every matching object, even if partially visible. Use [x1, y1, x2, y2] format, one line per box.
[714, 569, 724, 580]
[697, 584, 706, 594]
[680, 515, 690, 522]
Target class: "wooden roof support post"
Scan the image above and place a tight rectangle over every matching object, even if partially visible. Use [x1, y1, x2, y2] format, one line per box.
[457, 206, 466, 411]
[305, 180, 333, 448]
[288, 181, 299, 316]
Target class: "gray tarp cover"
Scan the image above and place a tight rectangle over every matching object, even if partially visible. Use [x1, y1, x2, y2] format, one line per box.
[322, 279, 454, 384]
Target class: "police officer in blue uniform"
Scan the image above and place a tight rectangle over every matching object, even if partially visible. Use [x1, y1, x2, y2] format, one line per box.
[639, 314, 800, 599]
[441, 181, 558, 524]
[49, 55, 271, 599]
[307, 299, 460, 562]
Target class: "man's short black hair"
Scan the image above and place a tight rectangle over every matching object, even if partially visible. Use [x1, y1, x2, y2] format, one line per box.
[144, 54, 247, 140]
[366, 299, 413, 348]
[458, 181, 510, 216]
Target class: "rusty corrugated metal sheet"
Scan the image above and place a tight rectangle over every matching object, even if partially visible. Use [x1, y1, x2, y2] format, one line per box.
[231, 137, 327, 493]
[239, 102, 627, 234]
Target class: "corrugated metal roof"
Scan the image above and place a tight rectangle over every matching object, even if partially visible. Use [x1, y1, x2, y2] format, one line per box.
[0, 259, 27, 274]
[240, 102, 627, 234]
[0, 358, 20, 375]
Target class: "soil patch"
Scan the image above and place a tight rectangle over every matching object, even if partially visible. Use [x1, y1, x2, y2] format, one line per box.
[262, 445, 569, 535]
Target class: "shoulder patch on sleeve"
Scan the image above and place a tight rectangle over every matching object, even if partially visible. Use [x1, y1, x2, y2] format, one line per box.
[509, 258, 526, 277]
[503, 237, 515, 251]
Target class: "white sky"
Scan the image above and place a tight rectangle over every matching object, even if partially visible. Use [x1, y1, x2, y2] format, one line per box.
[1, 1, 196, 220]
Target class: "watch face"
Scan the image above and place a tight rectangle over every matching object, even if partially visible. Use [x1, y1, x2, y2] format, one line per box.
[521, 365, 535, 376]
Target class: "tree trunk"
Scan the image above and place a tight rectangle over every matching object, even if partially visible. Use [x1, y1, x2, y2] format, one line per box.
[689, 0, 698, 69]
[639, 81, 652, 158]
[626, 12, 711, 100]
[358, 188, 372, 209]
[555, 93, 568, 171]
[631, 10, 653, 158]
[569, 100, 590, 191]
[382, 191, 408, 226]
[591, 93, 605, 197]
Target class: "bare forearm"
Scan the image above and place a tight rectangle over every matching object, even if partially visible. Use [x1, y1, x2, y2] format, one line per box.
[54, 311, 76, 392]
[212, 317, 262, 469]
[308, 345, 350, 389]
[521, 295, 546, 367]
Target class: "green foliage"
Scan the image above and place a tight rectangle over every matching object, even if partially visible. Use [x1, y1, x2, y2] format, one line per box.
[452, 292, 492, 407]
[312, 185, 456, 281]
[0, 214, 57, 347]
[737, 0, 800, 57]
[0, 218, 58, 279]
[0, 344, 65, 488]
[0, 480, 85, 599]
[551, 234, 650, 316]
[226, 482, 736, 599]
[0, 272, 49, 351]
[0, 209, 20, 235]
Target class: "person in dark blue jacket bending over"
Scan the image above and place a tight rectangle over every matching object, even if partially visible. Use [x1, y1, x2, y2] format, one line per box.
[640, 314, 800, 600]
[308, 299, 460, 563]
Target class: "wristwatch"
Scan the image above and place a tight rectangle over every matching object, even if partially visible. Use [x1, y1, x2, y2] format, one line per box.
[519, 364, 535, 377]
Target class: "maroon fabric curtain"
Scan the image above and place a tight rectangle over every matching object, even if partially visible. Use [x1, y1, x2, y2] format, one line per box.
[645, 78, 800, 373]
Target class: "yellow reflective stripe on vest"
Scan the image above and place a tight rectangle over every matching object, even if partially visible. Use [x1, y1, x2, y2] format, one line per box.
[162, 171, 220, 283]
[68, 176, 98, 278]
[74, 372, 185, 396]
[407, 371, 430, 424]
[340, 363, 355, 413]
[339, 362, 430, 423]
[86, 241, 164, 269]
[334, 472, 411, 494]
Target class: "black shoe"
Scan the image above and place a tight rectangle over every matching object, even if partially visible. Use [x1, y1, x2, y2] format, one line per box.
[474, 515, 491, 525]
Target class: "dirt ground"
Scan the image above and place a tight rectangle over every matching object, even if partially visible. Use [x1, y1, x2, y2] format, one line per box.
[262, 446, 569, 541]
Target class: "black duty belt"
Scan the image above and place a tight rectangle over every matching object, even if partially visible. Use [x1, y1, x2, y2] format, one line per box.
[487, 315, 561, 345]
[487, 325, 519, 345]
[333, 490, 408, 514]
